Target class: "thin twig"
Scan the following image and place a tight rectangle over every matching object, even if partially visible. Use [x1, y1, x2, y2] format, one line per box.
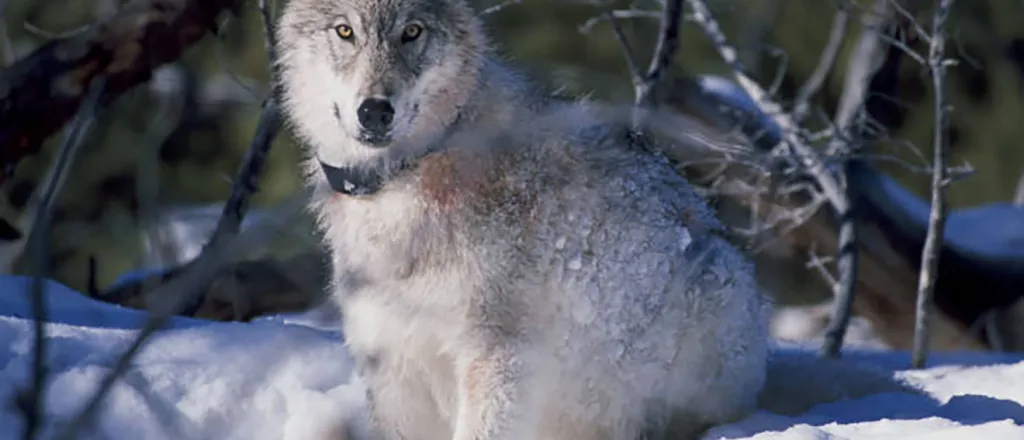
[20, 77, 106, 440]
[876, 30, 927, 64]
[806, 246, 839, 289]
[792, 0, 851, 121]
[737, 0, 786, 71]
[911, 0, 956, 370]
[603, 12, 643, 88]
[22, 22, 91, 40]
[199, 98, 282, 274]
[481, 0, 521, 16]
[889, 0, 932, 45]
[634, 0, 685, 110]
[579, 9, 663, 34]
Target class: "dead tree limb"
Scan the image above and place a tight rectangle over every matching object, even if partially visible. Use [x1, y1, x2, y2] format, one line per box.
[20, 78, 106, 440]
[634, 0, 685, 110]
[53, 2, 278, 436]
[792, 0, 851, 122]
[683, 0, 860, 357]
[53, 96, 282, 440]
[656, 79, 984, 350]
[667, 56, 1022, 352]
[911, 0, 956, 369]
[0, 0, 246, 185]
[818, 0, 898, 359]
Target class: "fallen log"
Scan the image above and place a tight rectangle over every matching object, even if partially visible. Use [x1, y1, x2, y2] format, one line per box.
[0, 0, 246, 185]
[90, 250, 329, 322]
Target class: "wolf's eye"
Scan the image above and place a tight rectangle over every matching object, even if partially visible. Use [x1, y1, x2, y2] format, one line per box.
[401, 23, 423, 43]
[336, 24, 354, 40]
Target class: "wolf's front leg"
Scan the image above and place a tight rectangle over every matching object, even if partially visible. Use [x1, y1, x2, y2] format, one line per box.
[451, 346, 537, 440]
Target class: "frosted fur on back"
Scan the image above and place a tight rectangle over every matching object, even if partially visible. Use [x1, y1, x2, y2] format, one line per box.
[274, 0, 773, 439]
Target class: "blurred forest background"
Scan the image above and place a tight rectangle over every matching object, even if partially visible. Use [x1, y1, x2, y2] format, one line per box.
[1, 0, 1022, 314]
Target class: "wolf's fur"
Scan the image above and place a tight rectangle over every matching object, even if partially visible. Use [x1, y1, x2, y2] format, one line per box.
[275, 1, 773, 439]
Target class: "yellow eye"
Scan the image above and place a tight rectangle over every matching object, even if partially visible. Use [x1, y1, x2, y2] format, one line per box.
[336, 24, 353, 40]
[401, 23, 422, 42]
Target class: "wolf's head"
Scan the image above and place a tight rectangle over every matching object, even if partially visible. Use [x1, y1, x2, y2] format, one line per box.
[276, 0, 487, 174]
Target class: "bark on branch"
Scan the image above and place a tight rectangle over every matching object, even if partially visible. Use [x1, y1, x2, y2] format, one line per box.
[0, 0, 245, 185]
[683, 0, 861, 357]
[911, 0, 956, 369]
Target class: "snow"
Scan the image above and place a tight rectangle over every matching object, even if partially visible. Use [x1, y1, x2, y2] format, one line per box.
[139, 204, 270, 269]
[0, 276, 361, 440]
[1, 275, 1022, 439]
[710, 345, 1024, 439]
[863, 170, 1024, 260]
[4, 81, 1024, 437]
[770, 303, 890, 350]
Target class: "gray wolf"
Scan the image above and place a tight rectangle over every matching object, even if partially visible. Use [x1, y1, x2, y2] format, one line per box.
[275, 0, 775, 438]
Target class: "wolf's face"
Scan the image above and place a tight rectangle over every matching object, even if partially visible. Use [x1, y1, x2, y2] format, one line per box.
[277, 0, 485, 167]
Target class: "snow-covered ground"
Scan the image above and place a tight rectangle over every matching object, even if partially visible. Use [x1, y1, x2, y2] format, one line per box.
[1, 276, 1022, 440]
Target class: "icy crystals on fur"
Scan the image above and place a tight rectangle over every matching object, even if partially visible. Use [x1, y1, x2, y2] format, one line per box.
[274, 0, 771, 439]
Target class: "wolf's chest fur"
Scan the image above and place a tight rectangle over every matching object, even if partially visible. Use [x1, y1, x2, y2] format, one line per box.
[318, 147, 524, 278]
[315, 150, 530, 427]
[316, 146, 529, 337]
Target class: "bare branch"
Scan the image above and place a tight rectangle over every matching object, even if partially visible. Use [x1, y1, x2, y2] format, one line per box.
[683, 0, 846, 208]
[52, 2, 283, 435]
[792, 0, 851, 121]
[876, 30, 927, 64]
[683, 0, 870, 357]
[763, 44, 790, 97]
[737, 0, 786, 70]
[22, 21, 91, 40]
[832, 0, 895, 132]
[806, 246, 840, 289]
[889, 0, 931, 45]
[20, 77, 106, 440]
[634, 0, 685, 110]
[819, 0, 898, 358]
[0, 0, 245, 185]
[603, 12, 643, 89]
[578, 9, 662, 34]
[481, 0, 522, 16]
[55, 91, 283, 440]
[198, 99, 282, 274]
[911, 0, 956, 370]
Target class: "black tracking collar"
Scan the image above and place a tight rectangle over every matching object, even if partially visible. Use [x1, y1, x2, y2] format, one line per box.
[318, 114, 465, 196]
[317, 160, 402, 196]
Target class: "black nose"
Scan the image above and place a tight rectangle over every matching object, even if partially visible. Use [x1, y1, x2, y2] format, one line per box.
[356, 98, 395, 132]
